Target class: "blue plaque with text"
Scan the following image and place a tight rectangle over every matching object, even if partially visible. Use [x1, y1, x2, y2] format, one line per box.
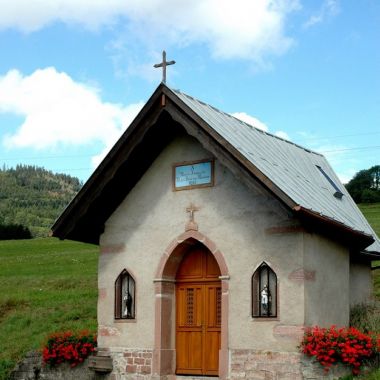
[174, 160, 214, 190]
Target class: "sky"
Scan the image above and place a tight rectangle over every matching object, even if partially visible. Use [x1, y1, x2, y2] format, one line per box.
[0, 0, 379, 184]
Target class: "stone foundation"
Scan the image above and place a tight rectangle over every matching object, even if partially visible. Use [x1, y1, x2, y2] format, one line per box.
[105, 348, 153, 380]
[10, 351, 96, 380]
[103, 348, 353, 379]
[12, 349, 353, 380]
[229, 349, 351, 380]
[230, 350, 303, 380]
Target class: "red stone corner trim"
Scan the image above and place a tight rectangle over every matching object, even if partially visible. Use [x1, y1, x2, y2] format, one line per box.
[288, 268, 316, 282]
[100, 243, 126, 254]
[98, 325, 121, 337]
[265, 226, 304, 235]
[273, 324, 305, 340]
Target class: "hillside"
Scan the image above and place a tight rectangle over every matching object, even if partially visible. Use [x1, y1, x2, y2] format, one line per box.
[0, 238, 98, 380]
[0, 165, 81, 237]
[359, 203, 380, 238]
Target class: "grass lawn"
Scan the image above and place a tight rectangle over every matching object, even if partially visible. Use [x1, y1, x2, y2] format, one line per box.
[359, 203, 380, 299]
[359, 203, 380, 237]
[340, 368, 380, 380]
[0, 238, 98, 380]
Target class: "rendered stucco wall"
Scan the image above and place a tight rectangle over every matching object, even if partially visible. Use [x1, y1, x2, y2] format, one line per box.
[98, 132, 307, 354]
[350, 262, 373, 305]
[303, 233, 350, 327]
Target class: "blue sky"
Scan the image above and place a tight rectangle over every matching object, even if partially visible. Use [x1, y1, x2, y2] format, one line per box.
[0, 0, 379, 184]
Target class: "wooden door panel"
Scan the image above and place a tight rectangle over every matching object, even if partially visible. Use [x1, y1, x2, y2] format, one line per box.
[176, 246, 221, 376]
[176, 331, 202, 374]
[205, 285, 221, 328]
[177, 285, 203, 327]
[206, 251, 221, 278]
[204, 331, 220, 374]
[203, 284, 221, 374]
[176, 248, 204, 280]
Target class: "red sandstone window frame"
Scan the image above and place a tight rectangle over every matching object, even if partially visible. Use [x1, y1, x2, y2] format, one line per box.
[251, 262, 278, 318]
[115, 269, 136, 320]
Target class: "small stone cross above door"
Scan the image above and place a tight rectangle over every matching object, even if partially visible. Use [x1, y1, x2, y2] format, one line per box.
[185, 203, 199, 231]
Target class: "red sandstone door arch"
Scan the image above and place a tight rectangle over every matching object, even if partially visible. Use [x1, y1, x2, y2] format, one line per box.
[175, 244, 221, 376]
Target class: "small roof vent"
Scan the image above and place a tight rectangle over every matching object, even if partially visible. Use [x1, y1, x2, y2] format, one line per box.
[316, 165, 344, 199]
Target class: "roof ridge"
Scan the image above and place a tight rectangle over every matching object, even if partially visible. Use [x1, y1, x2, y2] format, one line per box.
[169, 86, 323, 158]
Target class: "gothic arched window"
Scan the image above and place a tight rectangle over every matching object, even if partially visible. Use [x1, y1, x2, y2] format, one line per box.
[252, 262, 277, 318]
[115, 270, 135, 319]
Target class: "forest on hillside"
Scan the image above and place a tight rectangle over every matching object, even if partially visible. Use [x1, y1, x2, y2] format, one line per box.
[345, 165, 380, 203]
[0, 165, 81, 237]
[0, 163, 378, 239]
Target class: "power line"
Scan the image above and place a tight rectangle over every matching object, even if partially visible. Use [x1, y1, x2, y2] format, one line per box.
[294, 131, 380, 143]
[0, 153, 97, 161]
[320, 145, 380, 153]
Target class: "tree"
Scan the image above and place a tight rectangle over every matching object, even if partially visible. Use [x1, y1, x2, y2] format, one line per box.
[346, 165, 380, 203]
[0, 223, 32, 240]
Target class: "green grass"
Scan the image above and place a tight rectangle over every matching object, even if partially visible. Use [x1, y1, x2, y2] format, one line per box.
[0, 238, 98, 380]
[359, 203, 380, 237]
[359, 203, 380, 299]
[339, 368, 380, 379]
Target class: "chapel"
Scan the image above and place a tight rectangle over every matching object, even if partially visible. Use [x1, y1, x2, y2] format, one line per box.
[52, 81, 380, 379]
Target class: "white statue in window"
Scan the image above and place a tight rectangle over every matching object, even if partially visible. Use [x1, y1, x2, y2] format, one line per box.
[260, 285, 271, 314]
[123, 290, 133, 318]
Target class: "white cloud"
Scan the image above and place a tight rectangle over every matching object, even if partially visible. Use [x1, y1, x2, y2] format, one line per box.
[304, 0, 340, 28]
[232, 112, 291, 141]
[275, 130, 290, 140]
[231, 112, 269, 131]
[0, 0, 300, 63]
[0, 68, 144, 155]
[0, 0, 125, 32]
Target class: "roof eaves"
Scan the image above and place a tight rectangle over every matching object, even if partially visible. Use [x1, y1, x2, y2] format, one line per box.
[293, 205, 375, 249]
[52, 82, 167, 239]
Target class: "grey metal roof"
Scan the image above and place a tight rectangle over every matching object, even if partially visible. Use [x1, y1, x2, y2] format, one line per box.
[169, 87, 380, 253]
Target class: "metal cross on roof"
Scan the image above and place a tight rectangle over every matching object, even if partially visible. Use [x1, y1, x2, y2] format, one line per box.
[154, 50, 175, 84]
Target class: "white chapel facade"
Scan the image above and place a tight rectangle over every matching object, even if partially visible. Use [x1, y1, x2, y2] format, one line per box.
[53, 83, 380, 379]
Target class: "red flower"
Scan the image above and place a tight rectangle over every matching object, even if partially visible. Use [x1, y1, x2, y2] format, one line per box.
[42, 330, 97, 368]
[300, 325, 379, 376]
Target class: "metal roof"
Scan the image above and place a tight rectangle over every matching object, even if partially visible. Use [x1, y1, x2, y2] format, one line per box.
[169, 87, 380, 253]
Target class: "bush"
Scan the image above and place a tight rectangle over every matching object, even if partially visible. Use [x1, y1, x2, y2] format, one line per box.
[42, 331, 96, 368]
[361, 189, 380, 203]
[300, 325, 380, 375]
[0, 223, 32, 240]
[350, 302, 380, 335]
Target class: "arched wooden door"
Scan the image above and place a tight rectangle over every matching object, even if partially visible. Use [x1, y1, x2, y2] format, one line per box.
[176, 244, 221, 376]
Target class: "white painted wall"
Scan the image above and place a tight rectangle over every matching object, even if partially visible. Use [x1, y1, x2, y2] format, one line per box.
[303, 233, 350, 327]
[97, 132, 356, 353]
[350, 262, 373, 305]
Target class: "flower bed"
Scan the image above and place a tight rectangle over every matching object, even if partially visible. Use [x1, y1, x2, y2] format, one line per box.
[300, 326, 380, 376]
[42, 331, 97, 368]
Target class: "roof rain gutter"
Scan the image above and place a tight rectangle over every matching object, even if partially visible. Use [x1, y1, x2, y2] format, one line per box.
[292, 205, 375, 251]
